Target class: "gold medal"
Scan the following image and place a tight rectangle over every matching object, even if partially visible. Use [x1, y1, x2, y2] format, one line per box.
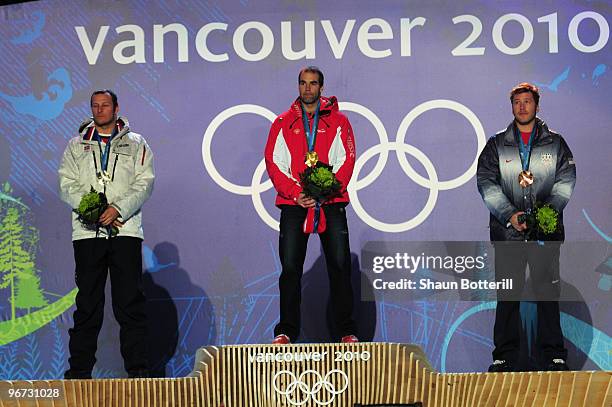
[518, 170, 534, 188]
[305, 151, 319, 167]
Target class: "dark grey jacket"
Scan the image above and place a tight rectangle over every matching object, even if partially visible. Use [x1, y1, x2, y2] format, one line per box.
[477, 118, 576, 241]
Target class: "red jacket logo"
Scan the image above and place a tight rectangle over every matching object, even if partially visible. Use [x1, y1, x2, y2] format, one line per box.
[347, 136, 355, 158]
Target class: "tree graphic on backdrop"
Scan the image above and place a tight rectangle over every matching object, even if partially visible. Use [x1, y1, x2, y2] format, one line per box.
[13, 270, 48, 313]
[0, 182, 47, 321]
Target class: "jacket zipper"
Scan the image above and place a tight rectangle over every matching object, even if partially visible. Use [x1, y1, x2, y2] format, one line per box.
[91, 151, 98, 174]
[111, 154, 119, 181]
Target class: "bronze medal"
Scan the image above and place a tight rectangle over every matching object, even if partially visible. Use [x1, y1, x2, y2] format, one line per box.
[518, 170, 534, 188]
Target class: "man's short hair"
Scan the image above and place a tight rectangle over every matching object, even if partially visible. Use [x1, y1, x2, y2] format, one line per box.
[298, 66, 324, 87]
[90, 89, 118, 109]
[510, 82, 540, 106]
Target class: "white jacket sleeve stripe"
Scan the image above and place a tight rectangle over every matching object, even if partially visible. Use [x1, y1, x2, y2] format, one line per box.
[272, 129, 297, 182]
[329, 125, 346, 173]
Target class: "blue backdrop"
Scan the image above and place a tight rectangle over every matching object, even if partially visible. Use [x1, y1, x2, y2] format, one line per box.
[0, 0, 610, 378]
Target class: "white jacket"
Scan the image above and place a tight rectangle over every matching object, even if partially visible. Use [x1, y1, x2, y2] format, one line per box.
[58, 117, 155, 240]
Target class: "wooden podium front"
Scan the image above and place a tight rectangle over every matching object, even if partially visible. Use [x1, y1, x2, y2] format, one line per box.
[0, 342, 610, 406]
[192, 342, 432, 407]
[190, 342, 611, 407]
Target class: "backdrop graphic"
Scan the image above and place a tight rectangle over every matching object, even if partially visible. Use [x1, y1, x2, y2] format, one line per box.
[0, 0, 610, 378]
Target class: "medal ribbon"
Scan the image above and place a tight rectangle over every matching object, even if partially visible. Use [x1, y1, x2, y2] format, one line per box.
[301, 100, 324, 233]
[313, 202, 321, 232]
[514, 124, 537, 171]
[90, 122, 121, 238]
[93, 126, 119, 172]
[301, 100, 321, 151]
[92, 126, 117, 238]
[514, 124, 537, 219]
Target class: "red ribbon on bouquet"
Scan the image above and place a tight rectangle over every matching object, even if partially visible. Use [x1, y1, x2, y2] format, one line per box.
[303, 203, 326, 234]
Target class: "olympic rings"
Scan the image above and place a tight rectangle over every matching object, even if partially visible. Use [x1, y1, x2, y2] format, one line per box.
[202, 104, 276, 196]
[273, 369, 349, 406]
[394, 99, 486, 190]
[201, 100, 485, 232]
[348, 141, 439, 232]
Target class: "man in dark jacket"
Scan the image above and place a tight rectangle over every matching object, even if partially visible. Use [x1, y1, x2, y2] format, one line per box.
[477, 83, 576, 372]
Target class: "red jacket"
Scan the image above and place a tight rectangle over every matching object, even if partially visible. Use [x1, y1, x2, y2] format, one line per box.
[265, 96, 356, 207]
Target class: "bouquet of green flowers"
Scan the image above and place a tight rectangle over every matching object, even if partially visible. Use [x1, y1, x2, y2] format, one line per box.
[299, 162, 342, 234]
[524, 203, 559, 240]
[299, 162, 342, 202]
[74, 187, 118, 236]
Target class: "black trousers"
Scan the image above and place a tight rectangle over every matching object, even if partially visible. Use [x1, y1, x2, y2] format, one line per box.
[67, 237, 148, 375]
[492, 242, 567, 364]
[274, 204, 357, 341]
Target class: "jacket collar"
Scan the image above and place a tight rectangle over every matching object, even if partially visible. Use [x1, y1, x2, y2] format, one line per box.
[80, 116, 130, 141]
[503, 117, 552, 146]
[289, 96, 338, 119]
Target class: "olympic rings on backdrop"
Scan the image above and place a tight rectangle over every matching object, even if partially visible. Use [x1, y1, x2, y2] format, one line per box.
[201, 100, 486, 232]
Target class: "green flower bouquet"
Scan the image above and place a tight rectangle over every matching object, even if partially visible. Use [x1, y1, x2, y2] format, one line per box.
[525, 203, 560, 240]
[74, 186, 118, 236]
[299, 162, 342, 202]
[535, 205, 558, 234]
[299, 162, 343, 234]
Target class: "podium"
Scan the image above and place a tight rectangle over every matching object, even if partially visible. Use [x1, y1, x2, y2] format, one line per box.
[193, 342, 431, 406]
[191, 342, 611, 407]
[0, 342, 610, 406]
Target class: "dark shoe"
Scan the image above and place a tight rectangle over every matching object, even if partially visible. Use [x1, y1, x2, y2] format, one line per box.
[128, 369, 150, 378]
[64, 369, 92, 379]
[545, 358, 569, 371]
[488, 360, 514, 372]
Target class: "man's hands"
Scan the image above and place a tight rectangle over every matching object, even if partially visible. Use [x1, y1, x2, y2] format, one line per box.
[509, 211, 527, 232]
[99, 206, 122, 227]
[296, 193, 316, 208]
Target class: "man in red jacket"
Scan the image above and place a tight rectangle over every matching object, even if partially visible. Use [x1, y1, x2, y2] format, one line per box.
[264, 66, 358, 344]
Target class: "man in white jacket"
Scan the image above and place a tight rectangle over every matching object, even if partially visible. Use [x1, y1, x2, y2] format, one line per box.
[58, 89, 154, 379]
